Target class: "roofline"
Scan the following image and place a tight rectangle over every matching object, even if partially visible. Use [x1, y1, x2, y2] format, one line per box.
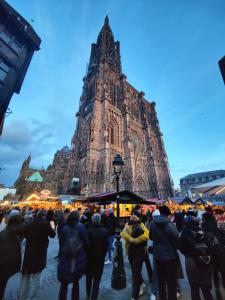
[0, 0, 41, 50]
[181, 170, 225, 180]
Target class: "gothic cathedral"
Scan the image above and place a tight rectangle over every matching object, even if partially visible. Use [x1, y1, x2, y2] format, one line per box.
[71, 16, 173, 199]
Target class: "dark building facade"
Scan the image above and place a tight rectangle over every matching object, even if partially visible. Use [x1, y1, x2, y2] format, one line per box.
[0, 0, 41, 133]
[14, 154, 45, 196]
[180, 169, 225, 195]
[219, 56, 225, 84]
[71, 17, 173, 199]
[14, 147, 73, 197]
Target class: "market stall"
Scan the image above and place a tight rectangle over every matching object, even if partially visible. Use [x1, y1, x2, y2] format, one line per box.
[83, 190, 150, 225]
[58, 195, 86, 210]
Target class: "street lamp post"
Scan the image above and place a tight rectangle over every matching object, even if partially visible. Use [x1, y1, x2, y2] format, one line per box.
[111, 154, 126, 289]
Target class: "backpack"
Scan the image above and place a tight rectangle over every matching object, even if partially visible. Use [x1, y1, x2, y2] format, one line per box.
[190, 231, 212, 266]
[61, 225, 83, 259]
[204, 231, 225, 271]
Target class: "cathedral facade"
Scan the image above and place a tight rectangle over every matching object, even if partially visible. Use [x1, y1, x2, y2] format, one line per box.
[15, 146, 73, 197]
[71, 16, 173, 199]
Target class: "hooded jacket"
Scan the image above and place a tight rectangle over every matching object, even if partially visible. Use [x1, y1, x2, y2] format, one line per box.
[149, 215, 179, 261]
[57, 220, 89, 282]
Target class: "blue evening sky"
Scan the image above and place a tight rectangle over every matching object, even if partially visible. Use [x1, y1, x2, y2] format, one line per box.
[0, 0, 225, 189]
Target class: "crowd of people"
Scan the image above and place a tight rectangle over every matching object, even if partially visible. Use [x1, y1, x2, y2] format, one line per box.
[0, 204, 224, 300]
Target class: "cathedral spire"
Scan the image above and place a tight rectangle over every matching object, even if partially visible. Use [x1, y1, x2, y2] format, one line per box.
[88, 16, 121, 75]
[97, 15, 114, 44]
[21, 153, 31, 171]
[104, 15, 109, 25]
[27, 153, 31, 165]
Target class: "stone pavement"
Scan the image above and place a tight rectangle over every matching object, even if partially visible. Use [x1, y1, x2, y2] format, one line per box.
[1, 222, 223, 300]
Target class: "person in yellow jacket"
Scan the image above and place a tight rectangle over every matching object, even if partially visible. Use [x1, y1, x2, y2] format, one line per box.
[121, 214, 149, 300]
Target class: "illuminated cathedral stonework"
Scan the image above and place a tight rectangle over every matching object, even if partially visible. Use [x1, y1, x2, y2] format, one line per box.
[71, 16, 173, 199]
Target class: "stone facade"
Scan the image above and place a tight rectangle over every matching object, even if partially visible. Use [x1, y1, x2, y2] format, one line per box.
[14, 146, 73, 196]
[44, 146, 73, 194]
[14, 154, 45, 196]
[71, 16, 173, 199]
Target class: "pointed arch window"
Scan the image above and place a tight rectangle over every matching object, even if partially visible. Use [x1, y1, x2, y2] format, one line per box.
[111, 127, 114, 144]
[109, 118, 119, 146]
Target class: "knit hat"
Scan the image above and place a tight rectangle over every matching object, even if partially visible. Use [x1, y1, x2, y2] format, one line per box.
[9, 209, 20, 216]
[159, 205, 171, 216]
[92, 213, 101, 223]
[152, 209, 160, 217]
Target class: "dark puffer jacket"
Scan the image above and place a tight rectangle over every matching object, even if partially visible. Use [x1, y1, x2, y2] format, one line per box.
[0, 223, 24, 278]
[57, 221, 89, 282]
[149, 215, 179, 262]
[202, 217, 225, 271]
[86, 223, 109, 278]
[22, 215, 55, 274]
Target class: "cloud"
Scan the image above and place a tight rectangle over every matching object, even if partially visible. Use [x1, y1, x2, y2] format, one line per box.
[0, 119, 57, 186]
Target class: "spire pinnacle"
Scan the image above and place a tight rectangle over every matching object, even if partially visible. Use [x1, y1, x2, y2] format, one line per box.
[104, 15, 109, 25]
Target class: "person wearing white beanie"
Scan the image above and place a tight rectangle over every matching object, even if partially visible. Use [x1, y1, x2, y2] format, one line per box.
[152, 209, 160, 217]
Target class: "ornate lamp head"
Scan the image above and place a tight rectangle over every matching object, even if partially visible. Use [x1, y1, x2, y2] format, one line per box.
[112, 154, 125, 176]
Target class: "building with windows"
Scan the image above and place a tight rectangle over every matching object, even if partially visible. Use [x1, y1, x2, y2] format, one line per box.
[71, 16, 173, 199]
[0, 0, 41, 133]
[180, 169, 225, 195]
[192, 176, 225, 202]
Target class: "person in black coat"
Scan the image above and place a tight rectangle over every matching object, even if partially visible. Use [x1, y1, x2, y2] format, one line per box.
[55, 208, 70, 259]
[81, 208, 92, 230]
[104, 208, 116, 264]
[46, 208, 54, 222]
[86, 213, 109, 300]
[19, 210, 55, 300]
[180, 216, 213, 300]
[174, 211, 185, 232]
[202, 212, 225, 296]
[0, 214, 23, 299]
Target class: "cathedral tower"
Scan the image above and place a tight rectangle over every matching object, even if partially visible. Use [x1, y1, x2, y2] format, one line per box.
[71, 17, 173, 199]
